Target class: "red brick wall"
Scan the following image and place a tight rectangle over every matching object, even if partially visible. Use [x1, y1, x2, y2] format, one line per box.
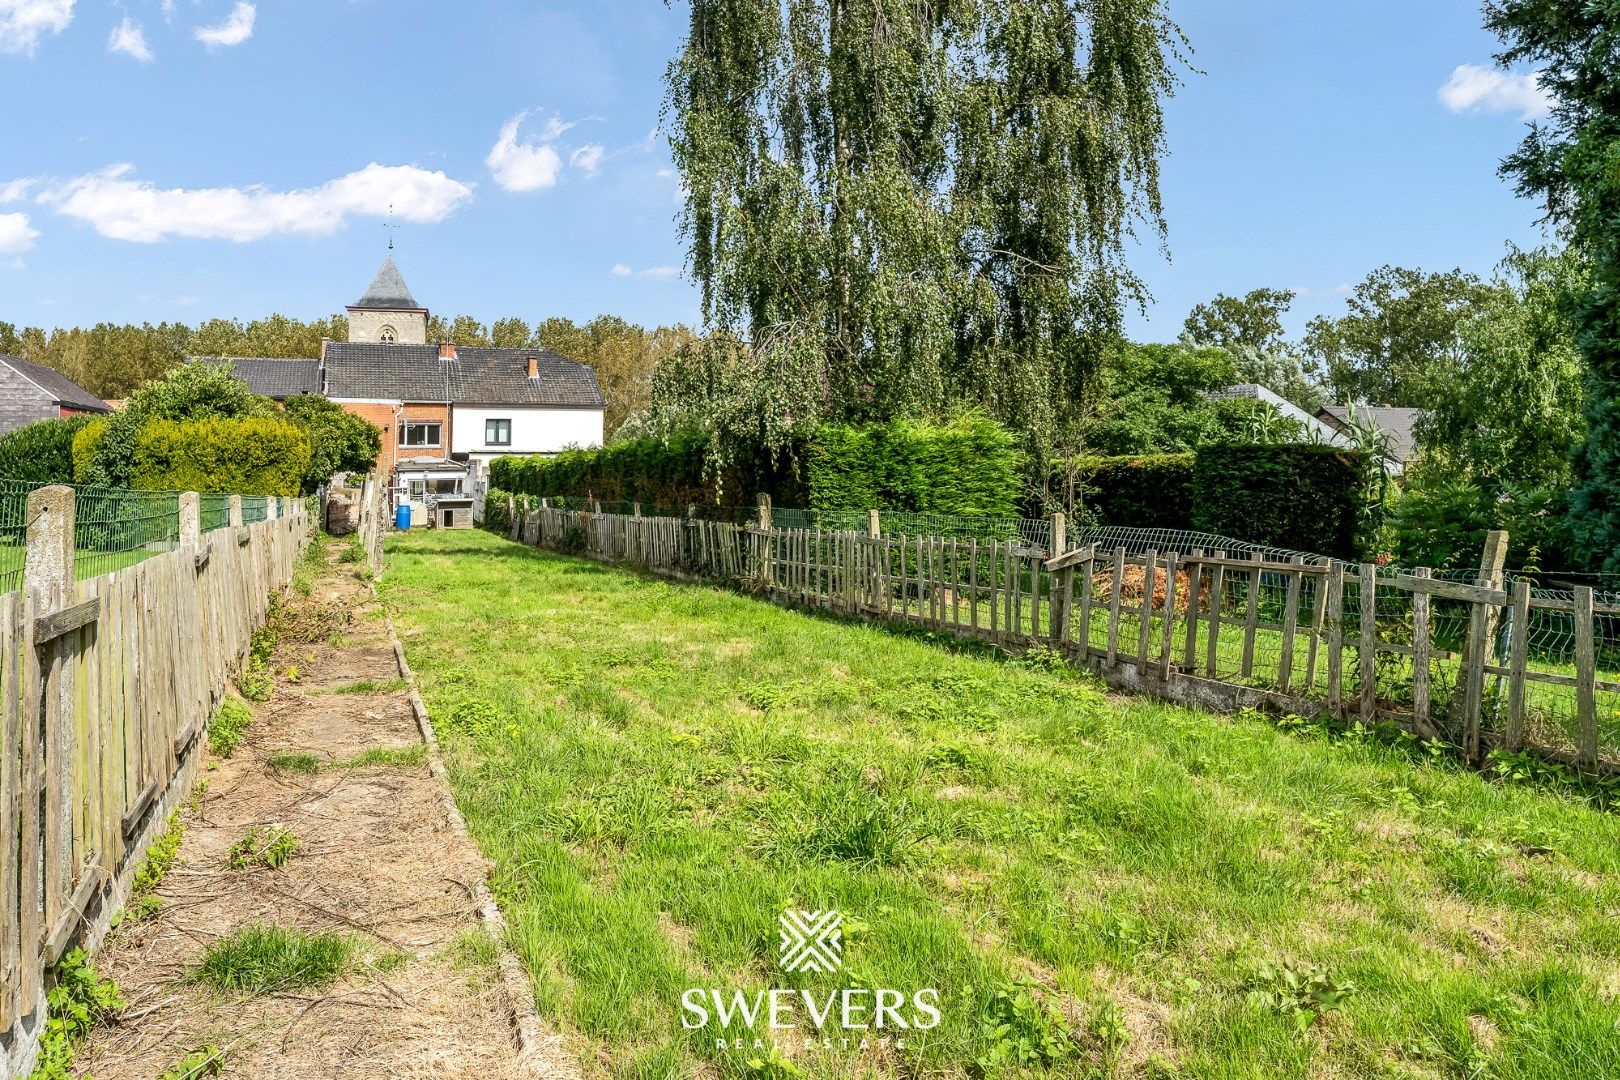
[337, 402, 452, 476]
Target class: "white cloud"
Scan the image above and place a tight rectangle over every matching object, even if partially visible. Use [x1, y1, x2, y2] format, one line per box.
[39, 162, 474, 243]
[485, 111, 564, 192]
[612, 262, 680, 281]
[1438, 64, 1552, 121]
[0, 178, 32, 203]
[0, 0, 74, 54]
[160, 0, 173, 23]
[107, 16, 152, 61]
[0, 212, 39, 253]
[570, 144, 605, 177]
[193, 1, 253, 48]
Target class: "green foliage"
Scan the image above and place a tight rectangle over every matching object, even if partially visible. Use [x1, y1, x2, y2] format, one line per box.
[1191, 444, 1366, 559]
[1069, 445, 1366, 556]
[228, 826, 299, 869]
[1485, 1, 1620, 570]
[1243, 960, 1356, 1029]
[123, 808, 186, 925]
[975, 980, 1077, 1072]
[157, 1046, 225, 1080]
[191, 925, 352, 994]
[1183, 287, 1296, 354]
[493, 430, 804, 508]
[1072, 342, 1264, 458]
[481, 488, 514, 534]
[209, 698, 252, 757]
[1389, 477, 1572, 571]
[28, 949, 126, 1080]
[74, 361, 278, 487]
[1070, 454, 1195, 528]
[281, 395, 382, 492]
[1303, 265, 1503, 410]
[805, 414, 1023, 514]
[0, 414, 94, 483]
[131, 416, 311, 496]
[660, 0, 1186, 477]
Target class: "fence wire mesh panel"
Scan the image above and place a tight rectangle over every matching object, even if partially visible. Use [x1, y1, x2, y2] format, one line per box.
[502, 504, 1620, 773]
[200, 493, 231, 533]
[240, 496, 269, 524]
[71, 485, 180, 581]
[0, 480, 29, 595]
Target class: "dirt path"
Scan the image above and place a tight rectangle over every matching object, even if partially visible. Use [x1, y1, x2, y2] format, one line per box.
[75, 539, 547, 1079]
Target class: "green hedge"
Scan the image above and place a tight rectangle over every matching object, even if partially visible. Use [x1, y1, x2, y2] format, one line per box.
[0, 414, 95, 484]
[131, 417, 311, 496]
[1069, 445, 1366, 558]
[492, 416, 1023, 515]
[1191, 445, 1365, 558]
[1071, 454, 1196, 529]
[806, 415, 1023, 515]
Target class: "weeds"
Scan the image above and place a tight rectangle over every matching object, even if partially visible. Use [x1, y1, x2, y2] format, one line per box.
[336, 743, 427, 769]
[27, 949, 125, 1080]
[228, 826, 299, 870]
[267, 752, 323, 775]
[974, 980, 1076, 1073]
[1243, 960, 1356, 1029]
[208, 698, 252, 757]
[326, 677, 409, 695]
[192, 925, 352, 994]
[157, 1045, 225, 1080]
[120, 807, 186, 925]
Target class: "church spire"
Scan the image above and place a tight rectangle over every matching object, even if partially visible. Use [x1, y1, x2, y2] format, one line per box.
[351, 255, 420, 310]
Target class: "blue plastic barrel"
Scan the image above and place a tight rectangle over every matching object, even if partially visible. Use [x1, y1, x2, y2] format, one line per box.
[394, 503, 411, 530]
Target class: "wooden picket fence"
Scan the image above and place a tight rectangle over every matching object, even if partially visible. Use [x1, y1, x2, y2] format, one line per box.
[0, 487, 309, 1076]
[510, 501, 1618, 775]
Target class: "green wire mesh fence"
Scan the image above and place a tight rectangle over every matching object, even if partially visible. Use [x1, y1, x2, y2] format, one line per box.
[71, 485, 180, 581]
[200, 493, 231, 533]
[0, 479, 31, 595]
[240, 496, 269, 525]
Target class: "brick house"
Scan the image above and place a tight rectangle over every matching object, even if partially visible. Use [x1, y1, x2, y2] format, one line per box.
[204, 255, 605, 525]
[0, 355, 113, 433]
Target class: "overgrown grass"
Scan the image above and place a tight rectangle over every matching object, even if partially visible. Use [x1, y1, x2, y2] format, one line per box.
[191, 925, 352, 995]
[323, 677, 410, 695]
[207, 698, 252, 758]
[227, 826, 299, 870]
[383, 529, 1620, 1080]
[266, 752, 323, 775]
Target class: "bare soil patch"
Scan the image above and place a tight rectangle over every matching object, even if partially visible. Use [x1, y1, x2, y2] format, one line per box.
[75, 544, 540, 1079]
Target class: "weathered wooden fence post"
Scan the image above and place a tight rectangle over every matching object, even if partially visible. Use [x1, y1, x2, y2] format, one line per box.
[228, 495, 243, 531]
[868, 510, 880, 539]
[1048, 513, 1065, 641]
[23, 486, 73, 978]
[1575, 585, 1598, 767]
[1454, 530, 1508, 760]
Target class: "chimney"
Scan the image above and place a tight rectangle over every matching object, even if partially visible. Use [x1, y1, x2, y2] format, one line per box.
[439, 342, 457, 361]
[527, 356, 538, 379]
[319, 337, 330, 360]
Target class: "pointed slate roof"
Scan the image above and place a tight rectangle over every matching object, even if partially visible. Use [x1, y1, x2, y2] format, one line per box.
[0, 354, 110, 412]
[350, 255, 421, 310]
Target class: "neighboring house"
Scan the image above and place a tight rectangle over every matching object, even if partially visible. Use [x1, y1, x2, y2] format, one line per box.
[0, 354, 112, 434]
[1207, 383, 1348, 446]
[187, 255, 605, 527]
[1316, 405, 1424, 478]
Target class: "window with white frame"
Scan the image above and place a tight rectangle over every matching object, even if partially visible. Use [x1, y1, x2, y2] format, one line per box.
[485, 418, 512, 446]
[399, 422, 442, 447]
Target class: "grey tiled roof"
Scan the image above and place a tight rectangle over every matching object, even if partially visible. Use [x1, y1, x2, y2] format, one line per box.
[0, 354, 110, 412]
[351, 255, 421, 310]
[323, 343, 602, 407]
[191, 357, 322, 399]
[1319, 405, 1424, 465]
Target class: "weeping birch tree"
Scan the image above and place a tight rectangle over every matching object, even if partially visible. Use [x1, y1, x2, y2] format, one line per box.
[658, 0, 1185, 468]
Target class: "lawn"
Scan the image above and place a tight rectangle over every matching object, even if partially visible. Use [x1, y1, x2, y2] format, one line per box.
[383, 528, 1620, 1080]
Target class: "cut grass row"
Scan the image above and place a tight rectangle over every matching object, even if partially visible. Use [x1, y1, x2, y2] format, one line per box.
[383, 528, 1620, 1079]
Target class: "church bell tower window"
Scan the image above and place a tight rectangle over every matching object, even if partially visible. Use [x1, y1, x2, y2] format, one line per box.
[379, 325, 397, 343]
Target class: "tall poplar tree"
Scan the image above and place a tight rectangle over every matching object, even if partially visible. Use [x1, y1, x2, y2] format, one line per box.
[662, 0, 1185, 460]
[1485, 1, 1620, 570]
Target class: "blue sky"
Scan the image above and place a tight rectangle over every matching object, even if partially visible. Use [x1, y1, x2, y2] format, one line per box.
[0, 0, 1555, 343]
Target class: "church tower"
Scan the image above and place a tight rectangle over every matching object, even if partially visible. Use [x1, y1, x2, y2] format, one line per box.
[347, 255, 428, 344]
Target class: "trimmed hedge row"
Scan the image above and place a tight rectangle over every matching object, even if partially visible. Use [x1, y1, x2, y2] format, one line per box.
[491, 416, 1023, 514]
[1074, 444, 1367, 558]
[805, 415, 1022, 515]
[130, 417, 311, 496]
[0, 414, 95, 484]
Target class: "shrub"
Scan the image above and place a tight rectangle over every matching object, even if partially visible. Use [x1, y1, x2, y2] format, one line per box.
[281, 396, 382, 492]
[482, 488, 515, 534]
[805, 413, 1023, 515]
[132, 417, 311, 496]
[1190, 444, 1366, 559]
[0, 414, 95, 483]
[1391, 477, 1573, 571]
[70, 416, 112, 485]
[1068, 453, 1195, 528]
